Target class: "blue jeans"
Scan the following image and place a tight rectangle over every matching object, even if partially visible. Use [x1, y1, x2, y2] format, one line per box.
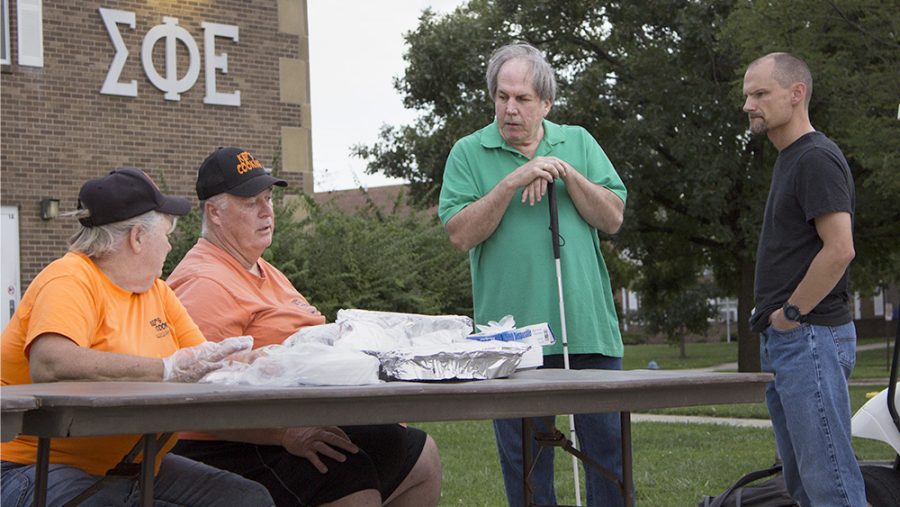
[760, 322, 865, 507]
[1, 453, 274, 506]
[493, 354, 624, 507]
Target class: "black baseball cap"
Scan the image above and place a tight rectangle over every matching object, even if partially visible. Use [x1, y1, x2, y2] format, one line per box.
[195, 147, 287, 200]
[77, 167, 192, 227]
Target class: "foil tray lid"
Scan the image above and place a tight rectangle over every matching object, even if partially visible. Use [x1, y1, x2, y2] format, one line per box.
[371, 342, 528, 381]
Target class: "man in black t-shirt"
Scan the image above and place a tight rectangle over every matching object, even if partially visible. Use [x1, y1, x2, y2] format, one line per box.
[742, 53, 864, 507]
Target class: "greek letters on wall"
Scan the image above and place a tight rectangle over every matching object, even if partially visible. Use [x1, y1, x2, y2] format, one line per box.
[98, 8, 240, 107]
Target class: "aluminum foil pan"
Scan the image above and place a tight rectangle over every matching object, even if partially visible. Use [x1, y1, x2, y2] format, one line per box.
[371, 341, 529, 381]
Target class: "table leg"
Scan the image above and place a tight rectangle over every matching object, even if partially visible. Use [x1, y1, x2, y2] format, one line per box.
[140, 434, 156, 507]
[621, 412, 634, 507]
[33, 437, 50, 507]
[522, 417, 534, 507]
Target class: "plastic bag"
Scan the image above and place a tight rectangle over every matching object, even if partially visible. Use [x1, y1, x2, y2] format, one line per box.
[283, 323, 341, 347]
[200, 343, 381, 386]
[335, 309, 473, 349]
[283, 310, 473, 352]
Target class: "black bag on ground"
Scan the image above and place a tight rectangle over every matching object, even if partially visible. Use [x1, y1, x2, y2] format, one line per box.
[698, 463, 797, 507]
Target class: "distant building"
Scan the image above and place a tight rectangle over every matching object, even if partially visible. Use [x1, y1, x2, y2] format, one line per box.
[853, 286, 898, 338]
[1, 0, 313, 329]
[313, 184, 435, 218]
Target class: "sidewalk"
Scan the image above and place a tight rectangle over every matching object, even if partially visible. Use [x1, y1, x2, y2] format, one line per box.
[632, 413, 771, 428]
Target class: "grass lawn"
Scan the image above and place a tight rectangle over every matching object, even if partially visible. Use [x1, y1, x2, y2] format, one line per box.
[422, 417, 897, 505]
[648, 385, 889, 419]
[622, 337, 894, 380]
[622, 342, 739, 371]
[423, 339, 898, 505]
[419, 419, 783, 506]
[422, 418, 897, 506]
[854, 343, 896, 379]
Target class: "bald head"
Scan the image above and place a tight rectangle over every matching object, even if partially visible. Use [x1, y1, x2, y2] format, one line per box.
[748, 52, 813, 107]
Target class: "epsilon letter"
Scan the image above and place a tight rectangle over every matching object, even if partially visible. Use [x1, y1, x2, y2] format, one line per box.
[202, 22, 240, 107]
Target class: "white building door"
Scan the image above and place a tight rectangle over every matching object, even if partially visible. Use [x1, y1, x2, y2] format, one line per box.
[1, 205, 21, 330]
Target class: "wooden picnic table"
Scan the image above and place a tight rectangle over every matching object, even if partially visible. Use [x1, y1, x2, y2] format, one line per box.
[2, 368, 772, 506]
[1, 394, 39, 442]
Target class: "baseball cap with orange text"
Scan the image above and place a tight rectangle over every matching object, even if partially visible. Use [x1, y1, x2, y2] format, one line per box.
[195, 147, 287, 200]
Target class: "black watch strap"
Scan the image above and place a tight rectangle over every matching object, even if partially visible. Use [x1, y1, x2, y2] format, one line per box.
[782, 303, 806, 322]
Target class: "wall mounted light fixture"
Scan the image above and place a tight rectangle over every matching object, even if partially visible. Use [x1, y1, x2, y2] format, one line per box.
[40, 197, 59, 220]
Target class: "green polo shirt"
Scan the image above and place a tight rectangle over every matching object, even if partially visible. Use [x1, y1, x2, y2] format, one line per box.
[439, 120, 627, 357]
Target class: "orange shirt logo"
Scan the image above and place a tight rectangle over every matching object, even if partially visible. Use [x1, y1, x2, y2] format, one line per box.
[150, 317, 171, 339]
[235, 151, 263, 175]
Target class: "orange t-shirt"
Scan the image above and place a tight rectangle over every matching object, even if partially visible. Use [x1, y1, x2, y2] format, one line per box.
[0, 252, 206, 475]
[167, 238, 326, 348]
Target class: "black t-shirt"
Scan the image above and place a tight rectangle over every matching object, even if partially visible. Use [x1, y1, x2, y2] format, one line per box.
[750, 131, 855, 332]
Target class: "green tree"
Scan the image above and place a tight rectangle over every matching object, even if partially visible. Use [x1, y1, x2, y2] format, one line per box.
[722, 0, 900, 294]
[357, 0, 761, 367]
[280, 196, 472, 321]
[352, 1, 499, 207]
[164, 192, 473, 323]
[635, 268, 717, 359]
[357, 0, 899, 371]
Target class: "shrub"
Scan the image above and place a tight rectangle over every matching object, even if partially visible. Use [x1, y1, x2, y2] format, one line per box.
[164, 191, 473, 323]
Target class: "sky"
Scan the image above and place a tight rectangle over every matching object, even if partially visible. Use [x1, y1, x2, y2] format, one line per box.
[308, 1, 466, 192]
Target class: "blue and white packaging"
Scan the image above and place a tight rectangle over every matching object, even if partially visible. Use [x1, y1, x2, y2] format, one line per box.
[467, 316, 556, 370]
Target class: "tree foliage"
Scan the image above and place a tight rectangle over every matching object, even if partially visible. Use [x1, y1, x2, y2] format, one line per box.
[722, 0, 900, 292]
[163, 208, 201, 278]
[356, 0, 899, 371]
[163, 192, 473, 323]
[276, 196, 472, 321]
[635, 268, 717, 359]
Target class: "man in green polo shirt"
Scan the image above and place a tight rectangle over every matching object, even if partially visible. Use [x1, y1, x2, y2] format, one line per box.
[438, 42, 627, 507]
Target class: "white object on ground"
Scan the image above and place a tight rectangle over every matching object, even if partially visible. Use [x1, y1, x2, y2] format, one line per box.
[851, 384, 900, 455]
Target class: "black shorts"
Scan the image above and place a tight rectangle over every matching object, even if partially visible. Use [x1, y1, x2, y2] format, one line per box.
[172, 425, 428, 506]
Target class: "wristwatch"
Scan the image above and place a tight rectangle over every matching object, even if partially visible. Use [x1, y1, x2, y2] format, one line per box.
[782, 303, 807, 323]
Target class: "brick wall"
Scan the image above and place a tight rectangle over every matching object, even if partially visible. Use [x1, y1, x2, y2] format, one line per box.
[1, 0, 312, 289]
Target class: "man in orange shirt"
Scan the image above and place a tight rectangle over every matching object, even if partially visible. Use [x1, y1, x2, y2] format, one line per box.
[168, 147, 442, 507]
[0, 167, 273, 506]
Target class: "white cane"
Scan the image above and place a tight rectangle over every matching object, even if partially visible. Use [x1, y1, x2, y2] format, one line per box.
[548, 182, 582, 505]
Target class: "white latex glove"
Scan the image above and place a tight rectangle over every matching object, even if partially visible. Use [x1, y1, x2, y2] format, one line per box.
[223, 344, 280, 365]
[162, 336, 254, 383]
[475, 314, 516, 333]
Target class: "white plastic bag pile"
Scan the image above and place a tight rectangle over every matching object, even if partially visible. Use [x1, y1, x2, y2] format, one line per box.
[201, 341, 380, 386]
[201, 310, 550, 386]
[285, 309, 474, 351]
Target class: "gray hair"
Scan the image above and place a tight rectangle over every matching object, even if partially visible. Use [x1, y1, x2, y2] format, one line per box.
[751, 52, 813, 107]
[486, 43, 557, 102]
[67, 210, 168, 259]
[199, 193, 230, 238]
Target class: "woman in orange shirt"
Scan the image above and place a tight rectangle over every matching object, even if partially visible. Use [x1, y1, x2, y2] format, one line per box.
[1, 167, 272, 506]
